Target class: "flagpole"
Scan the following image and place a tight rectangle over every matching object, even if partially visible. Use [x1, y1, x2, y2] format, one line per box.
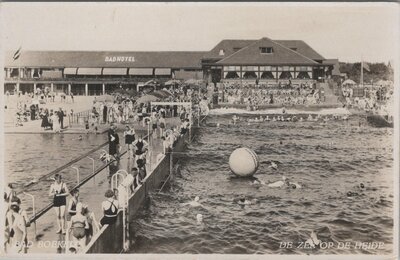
[360, 58, 363, 88]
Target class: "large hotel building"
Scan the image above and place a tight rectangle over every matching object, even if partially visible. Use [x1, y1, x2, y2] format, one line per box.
[3, 37, 339, 95]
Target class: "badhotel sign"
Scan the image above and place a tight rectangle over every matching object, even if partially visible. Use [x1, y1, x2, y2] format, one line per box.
[105, 56, 135, 62]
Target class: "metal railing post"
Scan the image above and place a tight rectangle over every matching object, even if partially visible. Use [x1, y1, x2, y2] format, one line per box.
[111, 171, 127, 191]
[71, 166, 80, 185]
[23, 192, 37, 241]
[87, 156, 95, 185]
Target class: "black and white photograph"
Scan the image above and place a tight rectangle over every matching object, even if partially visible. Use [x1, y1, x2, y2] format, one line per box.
[0, 2, 398, 259]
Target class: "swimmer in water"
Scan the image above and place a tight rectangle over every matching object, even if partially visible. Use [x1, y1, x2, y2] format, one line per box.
[252, 179, 266, 187]
[196, 214, 203, 224]
[237, 198, 257, 205]
[267, 176, 302, 189]
[183, 196, 205, 208]
[269, 161, 278, 170]
[307, 114, 313, 121]
[232, 115, 238, 125]
[347, 183, 366, 197]
[305, 231, 321, 248]
[266, 115, 270, 121]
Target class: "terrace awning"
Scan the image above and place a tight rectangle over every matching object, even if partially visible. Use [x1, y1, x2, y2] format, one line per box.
[77, 68, 102, 75]
[129, 68, 153, 76]
[102, 68, 127, 75]
[154, 68, 171, 76]
[64, 68, 78, 75]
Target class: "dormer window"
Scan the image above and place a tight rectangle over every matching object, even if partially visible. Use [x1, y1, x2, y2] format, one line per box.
[290, 48, 297, 51]
[219, 49, 225, 56]
[260, 47, 273, 54]
[233, 47, 241, 52]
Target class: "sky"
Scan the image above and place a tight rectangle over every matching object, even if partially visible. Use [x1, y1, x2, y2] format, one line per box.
[1, 2, 399, 63]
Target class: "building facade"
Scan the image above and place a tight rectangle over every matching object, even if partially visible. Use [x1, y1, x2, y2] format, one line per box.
[3, 37, 336, 95]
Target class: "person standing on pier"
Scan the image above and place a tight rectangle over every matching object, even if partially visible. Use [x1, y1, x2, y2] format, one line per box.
[159, 115, 166, 138]
[102, 102, 108, 124]
[108, 123, 120, 159]
[67, 189, 79, 222]
[58, 107, 65, 129]
[7, 203, 27, 254]
[123, 125, 135, 158]
[49, 174, 69, 234]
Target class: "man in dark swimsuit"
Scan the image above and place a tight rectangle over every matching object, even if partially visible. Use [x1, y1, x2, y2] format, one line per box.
[108, 123, 119, 159]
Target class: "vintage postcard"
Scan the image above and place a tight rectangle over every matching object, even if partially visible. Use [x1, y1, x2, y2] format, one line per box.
[0, 2, 398, 259]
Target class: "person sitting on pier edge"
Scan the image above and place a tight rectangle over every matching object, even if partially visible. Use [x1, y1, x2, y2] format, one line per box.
[7, 197, 29, 228]
[136, 157, 147, 185]
[82, 204, 99, 243]
[67, 189, 79, 222]
[49, 174, 69, 234]
[180, 119, 190, 135]
[67, 202, 89, 250]
[132, 136, 148, 160]
[100, 190, 119, 226]
[108, 123, 120, 159]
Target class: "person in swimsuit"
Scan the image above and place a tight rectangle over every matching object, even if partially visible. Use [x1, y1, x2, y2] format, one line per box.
[100, 190, 119, 227]
[151, 113, 158, 138]
[49, 174, 69, 234]
[67, 189, 79, 222]
[8, 204, 27, 253]
[67, 203, 89, 251]
[108, 123, 120, 159]
[159, 115, 166, 138]
[132, 137, 149, 168]
[123, 125, 135, 158]
[82, 204, 99, 243]
[4, 183, 16, 208]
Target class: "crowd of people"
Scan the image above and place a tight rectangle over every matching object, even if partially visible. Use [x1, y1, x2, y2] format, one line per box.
[4, 92, 202, 254]
[6, 89, 72, 129]
[221, 82, 322, 109]
[340, 83, 394, 116]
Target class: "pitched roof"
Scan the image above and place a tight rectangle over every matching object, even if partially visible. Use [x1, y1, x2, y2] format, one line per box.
[216, 37, 319, 66]
[4, 51, 206, 69]
[202, 39, 257, 60]
[275, 40, 325, 60]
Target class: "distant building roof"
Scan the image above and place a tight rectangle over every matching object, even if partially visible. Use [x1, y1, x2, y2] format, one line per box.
[4, 51, 206, 69]
[216, 37, 319, 66]
[275, 40, 325, 61]
[202, 39, 257, 60]
[202, 39, 325, 62]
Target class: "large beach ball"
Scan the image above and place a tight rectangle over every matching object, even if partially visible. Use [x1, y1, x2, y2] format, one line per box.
[229, 148, 259, 177]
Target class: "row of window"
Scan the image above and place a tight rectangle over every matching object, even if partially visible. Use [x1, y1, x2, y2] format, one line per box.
[219, 46, 274, 56]
[223, 66, 313, 72]
[223, 71, 312, 80]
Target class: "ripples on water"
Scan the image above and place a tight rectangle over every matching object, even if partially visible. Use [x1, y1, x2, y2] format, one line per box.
[131, 115, 393, 254]
[5, 134, 108, 214]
